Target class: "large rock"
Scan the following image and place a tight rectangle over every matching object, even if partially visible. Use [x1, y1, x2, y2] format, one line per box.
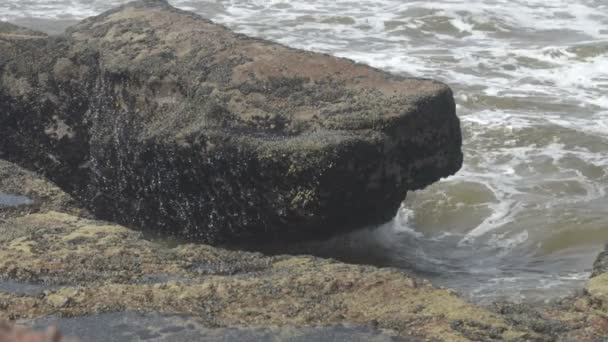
[0, 0, 462, 242]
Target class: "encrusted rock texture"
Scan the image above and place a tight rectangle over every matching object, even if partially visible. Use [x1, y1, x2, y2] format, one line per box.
[0, 160, 88, 220]
[0, 160, 529, 341]
[2, 160, 608, 341]
[0, 0, 462, 242]
[1, 164, 608, 341]
[3, 1, 607, 341]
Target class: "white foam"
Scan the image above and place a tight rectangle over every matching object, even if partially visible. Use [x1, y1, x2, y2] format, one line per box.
[5, 1, 607, 118]
[460, 200, 518, 242]
[392, 203, 424, 238]
[488, 230, 529, 250]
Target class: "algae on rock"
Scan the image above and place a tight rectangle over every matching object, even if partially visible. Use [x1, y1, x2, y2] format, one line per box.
[1, 157, 608, 341]
[0, 211, 531, 342]
[0, 0, 462, 242]
[0, 159, 534, 341]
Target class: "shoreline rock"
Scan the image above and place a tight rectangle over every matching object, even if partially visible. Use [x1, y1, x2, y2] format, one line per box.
[0, 216, 528, 342]
[2, 1, 607, 340]
[0, 0, 462, 242]
[1, 161, 608, 340]
[23, 313, 411, 342]
[0, 159, 527, 341]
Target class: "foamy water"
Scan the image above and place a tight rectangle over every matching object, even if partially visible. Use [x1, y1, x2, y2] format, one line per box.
[2, 0, 607, 303]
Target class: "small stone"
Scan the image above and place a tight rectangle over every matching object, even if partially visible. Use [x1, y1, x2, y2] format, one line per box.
[47, 294, 71, 308]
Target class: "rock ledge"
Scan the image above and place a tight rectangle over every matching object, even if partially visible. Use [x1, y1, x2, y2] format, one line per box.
[0, 0, 461, 242]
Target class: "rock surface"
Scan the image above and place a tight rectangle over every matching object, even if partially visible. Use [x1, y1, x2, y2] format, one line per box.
[2, 162, 608, 341]
[591, 244, 608, 277]
[0, 159, 526, 341]
[0, 160, 88, 220]
[0, 0, 462, 242]
[26, 313, 411, 342]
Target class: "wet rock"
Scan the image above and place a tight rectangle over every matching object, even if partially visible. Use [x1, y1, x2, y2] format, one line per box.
[0, 160, 88, 220]
[3, 162, 608, 340]
[0, 280, 63, 297]
[591, 244, 608, 277]
[585, 274, 608, 307]
[0, 22, 46, 38]
[449, 319, 507, 341]
[491, 302, 568, 340]
[0, 194, 32, 209]
[0, 0, 462, 242]
[490, 293, 608, 341]
[46, 295, 71, 309]
[0, 195, 527, 341]
[26, 312, 411, 342]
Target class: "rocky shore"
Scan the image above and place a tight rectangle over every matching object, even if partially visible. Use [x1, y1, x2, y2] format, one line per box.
[2, 1, 608, 341]
[1, 160, 608, 341]
[0, 0, 461, 243]
[0, 160, 518, 341]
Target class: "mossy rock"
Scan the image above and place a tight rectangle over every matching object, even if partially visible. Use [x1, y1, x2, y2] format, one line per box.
[0, 0, 462, 243]
[0, 209, 530, 341]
